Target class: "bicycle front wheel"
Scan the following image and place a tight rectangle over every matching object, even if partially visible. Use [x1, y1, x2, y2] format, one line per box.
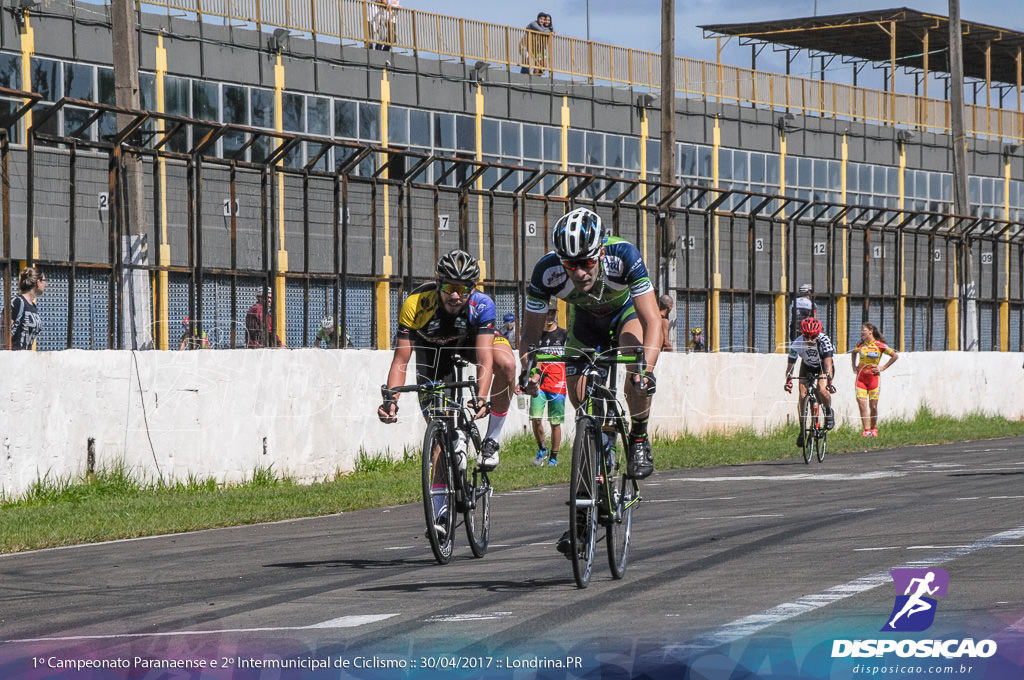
[569, 419, 599, 589]
[464, 426, 491, 558]
[800, 398, 814, 465]
[421, 421, 456, 564]
[606, 430, 637, 579]
[816, 427, 827, 463]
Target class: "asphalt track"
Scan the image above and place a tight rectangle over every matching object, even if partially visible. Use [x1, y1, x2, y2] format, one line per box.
[2, 437, 1024, 678]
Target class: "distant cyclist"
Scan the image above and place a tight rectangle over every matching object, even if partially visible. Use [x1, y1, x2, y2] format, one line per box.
[315, 316, 353, 348]
[376, 249, 516, 471]
[784, 316, 836, 447]
[519, 207, 661, 479]
[788, 283, 817, 341]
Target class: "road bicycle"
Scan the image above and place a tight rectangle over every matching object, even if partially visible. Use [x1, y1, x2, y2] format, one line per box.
[382, 358, 492, 564]
[800, 379, 829, 464]
[525, 345, 643, 588]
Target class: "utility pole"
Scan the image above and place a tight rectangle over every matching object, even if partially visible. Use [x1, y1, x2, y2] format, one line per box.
[660, 0, 676, 313]
[948, 0, 976, 350]
[111, 0, 153, 349]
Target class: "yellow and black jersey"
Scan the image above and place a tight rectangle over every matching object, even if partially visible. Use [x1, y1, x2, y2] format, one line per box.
[396, 282, 497, 348]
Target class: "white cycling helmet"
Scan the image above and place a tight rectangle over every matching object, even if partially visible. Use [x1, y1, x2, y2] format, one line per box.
[321, 316, 334, 330]
[799, 283, 813, 294]
[552, 208, 604, 260]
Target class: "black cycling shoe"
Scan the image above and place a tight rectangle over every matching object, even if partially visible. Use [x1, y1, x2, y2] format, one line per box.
[825, 411, 835, 430]
[627, 435, 654, 479]
[556, 530, 573, 558]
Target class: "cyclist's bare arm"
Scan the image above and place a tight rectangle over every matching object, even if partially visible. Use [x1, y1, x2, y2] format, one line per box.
[378, 337, 413, 422]
[632, 290, 662, 386]
[472, 332, 495, 419]
[517, 307, 549, 396]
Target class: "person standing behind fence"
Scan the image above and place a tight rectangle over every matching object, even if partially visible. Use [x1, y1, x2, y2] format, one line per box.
[788, 283, 817, 341]
[245, 288, 285, 348]
[851, 322, 899, 437]
[369, 0, 399, 51]
[658, 294, 674, 352]
[178, 316, 210, 350]
[10, 267, 45, 350]
[528, 306, 567, 466]
[520, 12, 554, 75]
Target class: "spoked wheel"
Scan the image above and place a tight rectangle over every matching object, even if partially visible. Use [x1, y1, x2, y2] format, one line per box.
[606, 429, 637, 579]
[421, 421, 456, 564]
[569, 420, 599, 589]
[816, 426, 827, 463]
[800, 398, 814, 465]
[463, 426, 490, 558]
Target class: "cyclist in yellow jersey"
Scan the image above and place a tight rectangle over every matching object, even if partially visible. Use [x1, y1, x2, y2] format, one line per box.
[377, 250, 516, 470]
[851, 322, 899, 437]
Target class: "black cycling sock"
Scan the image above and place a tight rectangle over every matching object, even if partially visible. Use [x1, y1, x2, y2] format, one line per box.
[550, 450, 558, 460]
[630, 418, 648, 438]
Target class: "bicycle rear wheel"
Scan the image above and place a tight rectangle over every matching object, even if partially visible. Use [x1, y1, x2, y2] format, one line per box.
[606, 429, 637, 579]
[421, 421, 456, 564]
[569, 419, 599, 588]
[800, 398, 814, 464]
[463, 426, 491, 558]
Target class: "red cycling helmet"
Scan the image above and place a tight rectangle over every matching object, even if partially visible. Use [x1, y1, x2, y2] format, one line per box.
[800, 317, 822, 337]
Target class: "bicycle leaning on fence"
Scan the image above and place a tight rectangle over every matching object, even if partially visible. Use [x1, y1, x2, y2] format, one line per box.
[524, 345, 643, 588]
[381, 357, 493, 565]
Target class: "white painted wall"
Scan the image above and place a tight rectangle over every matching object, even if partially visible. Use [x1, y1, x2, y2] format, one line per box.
[3, 349, 1022, 498]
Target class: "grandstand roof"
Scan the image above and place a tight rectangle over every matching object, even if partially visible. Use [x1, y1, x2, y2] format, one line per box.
[701, 7, 1024, 87]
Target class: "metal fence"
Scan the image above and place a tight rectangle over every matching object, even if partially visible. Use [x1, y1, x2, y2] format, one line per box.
[2, 91, 1023, 352]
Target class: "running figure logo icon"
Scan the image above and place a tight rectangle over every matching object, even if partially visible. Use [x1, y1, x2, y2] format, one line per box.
[881, 568, 949, 632]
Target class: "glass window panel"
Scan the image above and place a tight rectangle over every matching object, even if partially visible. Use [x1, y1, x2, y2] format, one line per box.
[847, 163, 858, 192]
[358, 102, 380, 141]
[904, 170, 914, 197]
[679, 144, 696, 176]
[859, 164, 872, 194]
[481, 118, 498, 155]
[282, 92, 304, 132]
[139, 72, 155, 110]
[97, 68, 116, 139]
[307, 96, 329, 136]
[733, 150, 748, 182]
[828, 160, 841, 189]
[585, 131, 603, 166]
[409, 108, 430, 146]
[699, 146, 713, 180]
[812, 159, 827, 189]
[886, 167, 898, 195]
[31, 58, 60, 101]
[434, 112, 455, 149]
[0, 52, 20, 89]
[765, 154, 779, 185]
[543, 126, 560, 162]
[798, 157, 812, 187]
[389, 106, 409, 145]
[749, 152, 764, 183]
[523, 124, 541, 159]
[605, 134, 623, 168]
[718, 148, 732, 180]
[64, 62, 93, 100]
[64, 106, 93, 140]
[568, 129, 584, 164]
[941, 174, 952, 202]
[646, 139, 660, 176]
[501, 121, 521, 158]
[165, 76, 190, 117]
[192, 80, 218, 122]
[874, 165, 887, 194]
[334, 99, 356, 139]
[624, 136, 639, 171]
[455, 114, 475, 152]
[250, 88, 273, 129]
[222, 85, 248, 158]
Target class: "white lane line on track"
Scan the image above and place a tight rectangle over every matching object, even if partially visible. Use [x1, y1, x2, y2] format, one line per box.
[670, 472, 906, 482]
[427, 612, 512, 622]
[665, 525, 1024, 656]
[3, 615, 401, 643]
[647, 497, 738, 503]
[693, 514, 785, 520]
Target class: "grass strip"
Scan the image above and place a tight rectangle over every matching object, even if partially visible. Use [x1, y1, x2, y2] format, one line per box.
[2, 407, 1022, 554]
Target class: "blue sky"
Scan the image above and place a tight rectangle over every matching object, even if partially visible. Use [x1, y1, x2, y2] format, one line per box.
[429, 1, 1020, 82]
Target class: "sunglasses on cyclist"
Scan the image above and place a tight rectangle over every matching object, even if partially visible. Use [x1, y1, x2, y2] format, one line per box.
[439, 281, 475, 296]
[561, 257, 599, 271]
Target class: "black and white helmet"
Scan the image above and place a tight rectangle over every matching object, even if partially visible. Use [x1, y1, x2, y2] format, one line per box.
[435, 249, 480, 282]
[552, 208, 604, 260]
[799, 283, 813, 294]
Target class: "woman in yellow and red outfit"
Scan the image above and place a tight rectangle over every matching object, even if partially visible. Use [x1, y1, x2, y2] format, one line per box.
[851, 322, 899, 437]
